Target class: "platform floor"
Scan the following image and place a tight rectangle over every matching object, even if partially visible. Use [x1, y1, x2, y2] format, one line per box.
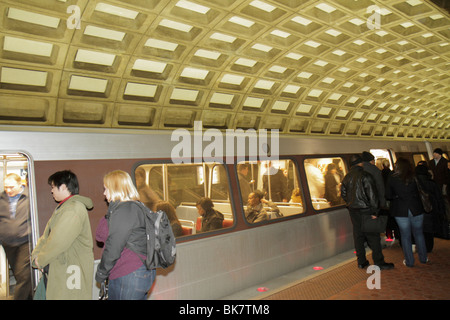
[224, 237, 450, 300]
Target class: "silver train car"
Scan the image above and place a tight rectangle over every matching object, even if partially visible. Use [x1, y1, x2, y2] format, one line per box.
[0, 126, 448, 299]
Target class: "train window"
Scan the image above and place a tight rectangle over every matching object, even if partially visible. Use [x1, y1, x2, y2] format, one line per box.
[237, 160, 304, 224]
[134, 162, 234, 238]
[304, 157, 346, 210]
[0, 152, 39, 299]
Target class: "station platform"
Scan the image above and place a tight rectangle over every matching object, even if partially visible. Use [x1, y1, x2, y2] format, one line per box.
[224, 237, 450, 300]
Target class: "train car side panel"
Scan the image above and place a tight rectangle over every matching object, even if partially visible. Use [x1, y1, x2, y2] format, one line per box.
[143, 208, 353, 299]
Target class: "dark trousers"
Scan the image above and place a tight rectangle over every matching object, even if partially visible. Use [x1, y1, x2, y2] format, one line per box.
[3, 242, 33, 300]
[349, 210, 386, 265]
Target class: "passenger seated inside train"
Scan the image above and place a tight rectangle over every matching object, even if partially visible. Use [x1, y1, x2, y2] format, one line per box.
[245, 190, 281, 223]
[289, 188, 302, 205]
[155, 201, 183, 238]
[195, 197, 224, 233]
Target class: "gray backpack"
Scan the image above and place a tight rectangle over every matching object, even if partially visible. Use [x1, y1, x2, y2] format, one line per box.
[128, 201, 176, 269]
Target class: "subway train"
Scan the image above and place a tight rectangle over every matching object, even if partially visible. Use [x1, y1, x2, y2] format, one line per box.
[0, 0, 449, 301]
[1, 126, 448, 299]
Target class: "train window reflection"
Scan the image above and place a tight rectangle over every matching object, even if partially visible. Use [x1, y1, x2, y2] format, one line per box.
[304, 157, 346, 210]
[134, 162, 234, 238]
[237, 160, 304, 224]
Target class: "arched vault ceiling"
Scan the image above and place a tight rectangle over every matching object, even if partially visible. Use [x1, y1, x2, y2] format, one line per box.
[0, 0, 449, 140]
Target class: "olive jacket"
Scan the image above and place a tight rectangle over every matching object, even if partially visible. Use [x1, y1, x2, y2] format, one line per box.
[32, 195, 94, 300]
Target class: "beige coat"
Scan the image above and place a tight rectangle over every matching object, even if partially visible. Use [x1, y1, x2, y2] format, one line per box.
[32, 195, 94, 300]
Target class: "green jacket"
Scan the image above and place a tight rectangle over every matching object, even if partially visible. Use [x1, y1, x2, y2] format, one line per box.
[32, 195, 94, 300]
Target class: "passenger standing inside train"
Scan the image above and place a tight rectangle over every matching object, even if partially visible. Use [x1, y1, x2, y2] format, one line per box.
[135, 167, 161, 211]
[341, 155, 394, 270]
[324, 163, 342, 206]
[237, 163, 253, 205]
[196, 197, 224, 232]
[0, 173, 32, 300]
[262, 161, 288, 202]
[32, 170, 94, 300]
[156, 201, 182, 237]
[96, 170, 156, 300]
[245, 190, 279, 223]
[385, 158, 428, 267]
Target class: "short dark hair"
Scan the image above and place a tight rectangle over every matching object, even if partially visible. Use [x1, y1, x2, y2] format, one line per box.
[48, 170, 79, 195]
[251, 190, 264, 201]
[433, 148, 443, 155]
[196, 197, 214, 211]
[237, 163, 249, 171]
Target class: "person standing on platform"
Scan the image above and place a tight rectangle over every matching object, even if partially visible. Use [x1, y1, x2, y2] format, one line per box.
[341, 155, 394, 270]
[0, 173, 33, 300]
[96, 170, 156, 300]
[429, 148, 449, 202]
[362, 151, 387, 210]
[32, 170, 94, 300]
[386, 158, 428, 267]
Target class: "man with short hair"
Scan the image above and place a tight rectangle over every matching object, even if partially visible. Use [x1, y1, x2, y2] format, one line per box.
[245, 190, 280, 223]
[362, 151, 387, 209]
[429, 148, 449, 198]
[32, 170, 94, 300]
[341, 155, 394, 270]
[0, 173, 33, 299]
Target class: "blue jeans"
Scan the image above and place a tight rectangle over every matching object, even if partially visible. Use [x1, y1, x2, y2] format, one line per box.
[109, 265, 156, 300]
[395, 210, 427, 267]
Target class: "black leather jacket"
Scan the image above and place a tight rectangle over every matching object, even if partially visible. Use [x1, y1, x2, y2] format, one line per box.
[341, 166, 379, 214]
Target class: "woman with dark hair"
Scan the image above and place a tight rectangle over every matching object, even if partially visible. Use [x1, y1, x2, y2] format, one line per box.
[156, 201, 182, 237]
[196, 197, 223, 232]
[386, 158, 428, 267]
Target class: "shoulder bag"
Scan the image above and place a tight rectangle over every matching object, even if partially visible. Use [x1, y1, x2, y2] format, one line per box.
[414, 177, 432, 213]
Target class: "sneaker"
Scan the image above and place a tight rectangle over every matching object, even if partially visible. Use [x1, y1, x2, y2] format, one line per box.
[403, 260, 414, 267]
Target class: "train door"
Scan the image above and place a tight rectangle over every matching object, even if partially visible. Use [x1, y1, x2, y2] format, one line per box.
[369, 149, 394, 170]
[0, 152, 39, 300]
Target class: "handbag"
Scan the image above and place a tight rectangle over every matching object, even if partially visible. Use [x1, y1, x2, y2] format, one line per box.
[361, 214, 388, 233]
[414, 177, 432, 213]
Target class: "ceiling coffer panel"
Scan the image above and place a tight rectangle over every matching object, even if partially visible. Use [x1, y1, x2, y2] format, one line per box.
[0, 0, 449, 141]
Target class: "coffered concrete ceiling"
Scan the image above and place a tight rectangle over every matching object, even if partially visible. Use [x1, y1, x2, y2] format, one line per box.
[0, 0, 449, 140]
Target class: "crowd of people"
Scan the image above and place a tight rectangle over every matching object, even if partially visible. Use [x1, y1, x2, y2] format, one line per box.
[0, 147, 448, 299]
[341, 148, 449, 270]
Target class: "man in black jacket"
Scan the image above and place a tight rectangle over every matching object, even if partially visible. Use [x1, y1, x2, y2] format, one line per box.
[341, 155, 394, 270]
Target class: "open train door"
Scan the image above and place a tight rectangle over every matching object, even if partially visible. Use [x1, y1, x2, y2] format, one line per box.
[0, 151, 39, 300]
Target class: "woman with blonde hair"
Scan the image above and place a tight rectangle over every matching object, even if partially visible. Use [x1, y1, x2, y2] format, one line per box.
[95, 170, 155, 300]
